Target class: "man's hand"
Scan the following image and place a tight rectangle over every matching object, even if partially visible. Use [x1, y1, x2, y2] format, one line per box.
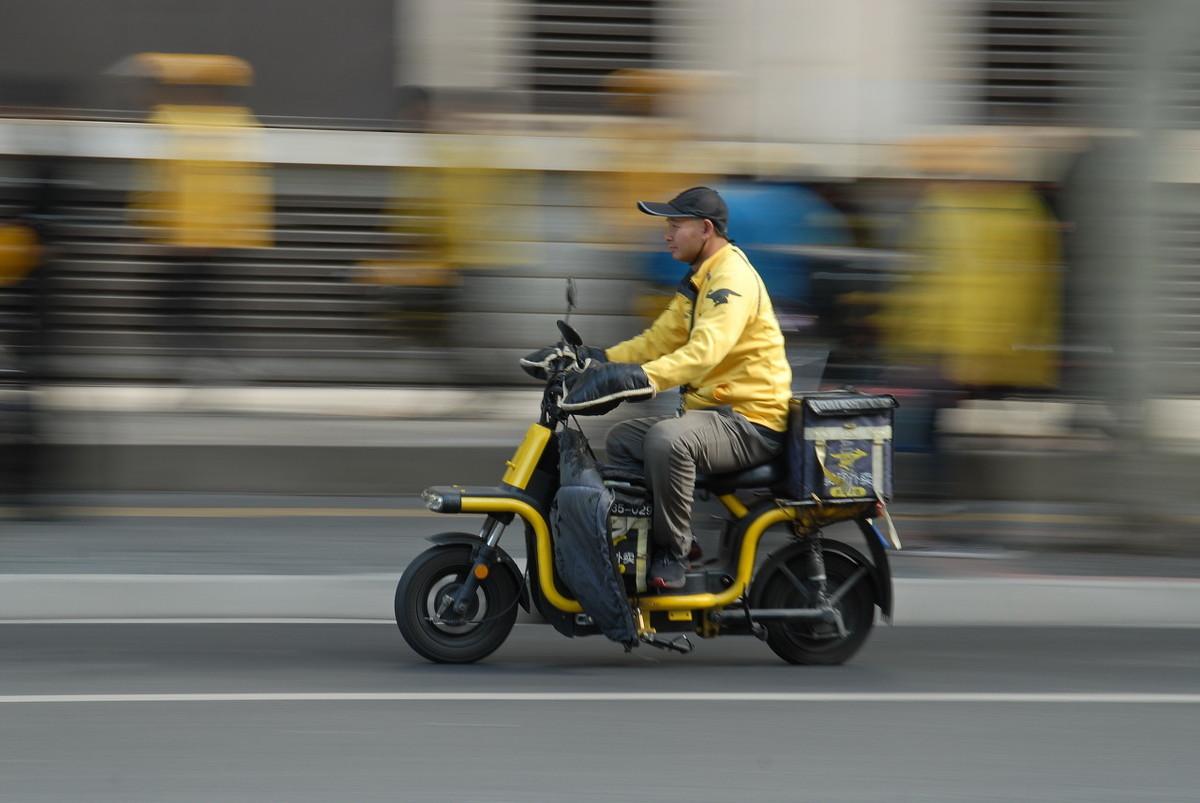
[561, 362, 655, 415]
[576, 345, 608, 365]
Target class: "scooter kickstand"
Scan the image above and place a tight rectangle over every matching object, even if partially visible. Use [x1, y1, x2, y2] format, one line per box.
[828, 606, 848, 639]
[666, 635, 694, 654]
[640, 633, 695, 654]
[741, 596, 768, 641]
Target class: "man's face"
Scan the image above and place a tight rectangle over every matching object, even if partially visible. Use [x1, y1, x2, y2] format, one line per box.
[664, 217, 708, 264]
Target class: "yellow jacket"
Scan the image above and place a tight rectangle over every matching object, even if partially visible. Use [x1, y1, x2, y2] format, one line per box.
[606, 243, 792, 431]
[133, 104, 272, 250]
[0, 223, 39, 286]
[881, 183, 1060, 389]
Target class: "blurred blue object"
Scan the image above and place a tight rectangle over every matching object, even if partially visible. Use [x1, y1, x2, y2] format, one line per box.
[642, 181, 850, 306]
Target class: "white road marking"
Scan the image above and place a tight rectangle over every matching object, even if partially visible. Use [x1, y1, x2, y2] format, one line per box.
[0, 692, 1197, 705]
[4, 576, 1200, 627]
[2, 506, 440, 519]
[897, 549, 1023, 560]
[0, 619, 573, 627]
[1, 618, 1197, 630]
[0, 618, 395, 625]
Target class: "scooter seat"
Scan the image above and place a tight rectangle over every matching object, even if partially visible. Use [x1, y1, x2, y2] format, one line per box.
[696, 457, 788, 495]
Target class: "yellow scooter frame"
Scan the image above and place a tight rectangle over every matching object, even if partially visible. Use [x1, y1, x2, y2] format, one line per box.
[422, 422, 891, 626]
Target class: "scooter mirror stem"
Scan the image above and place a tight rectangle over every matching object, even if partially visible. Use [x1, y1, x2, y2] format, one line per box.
[565, 278, 577, 325]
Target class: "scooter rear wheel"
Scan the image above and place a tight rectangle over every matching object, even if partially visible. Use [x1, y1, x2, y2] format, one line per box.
[396, 545, 519, 664]
[754, 551, 876, 666]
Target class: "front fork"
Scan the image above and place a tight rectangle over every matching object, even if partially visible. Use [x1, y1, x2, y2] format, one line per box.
[444, 515, 508, 618]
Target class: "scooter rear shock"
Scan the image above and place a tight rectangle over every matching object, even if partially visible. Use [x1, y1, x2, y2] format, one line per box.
[797, 525, 829, 604]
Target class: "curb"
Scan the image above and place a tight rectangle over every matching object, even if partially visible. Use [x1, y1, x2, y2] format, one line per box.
[3, 574, 1199, 627]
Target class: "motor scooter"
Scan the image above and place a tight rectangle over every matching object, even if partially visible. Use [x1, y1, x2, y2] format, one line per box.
[395, 285, 899, 664]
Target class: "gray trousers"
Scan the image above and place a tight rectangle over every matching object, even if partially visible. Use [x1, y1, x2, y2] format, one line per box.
[605, 410, 783, 558]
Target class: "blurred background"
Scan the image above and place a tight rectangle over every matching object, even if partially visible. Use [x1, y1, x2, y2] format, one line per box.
[7, 7, 1200, 800]
[0, 0, 1198, 540]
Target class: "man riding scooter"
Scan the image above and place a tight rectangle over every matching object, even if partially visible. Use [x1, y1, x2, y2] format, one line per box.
[524, 187, 792, 590]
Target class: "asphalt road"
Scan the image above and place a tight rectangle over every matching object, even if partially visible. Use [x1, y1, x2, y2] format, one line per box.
[4, 494, 1200, 578]
[1, 624, 1198, 802]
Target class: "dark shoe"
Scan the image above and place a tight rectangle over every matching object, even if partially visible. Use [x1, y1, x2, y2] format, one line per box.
[687, 540, 704, 563]
[649, 554, 687, 591]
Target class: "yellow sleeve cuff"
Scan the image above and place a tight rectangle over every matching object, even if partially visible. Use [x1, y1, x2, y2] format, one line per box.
[642, 366, 665, 393]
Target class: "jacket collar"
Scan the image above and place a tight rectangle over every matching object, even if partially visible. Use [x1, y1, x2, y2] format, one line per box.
[685, 242, 732, 294]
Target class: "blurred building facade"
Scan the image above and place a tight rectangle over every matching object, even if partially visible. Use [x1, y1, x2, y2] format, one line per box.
[3, 1, 1200, 509]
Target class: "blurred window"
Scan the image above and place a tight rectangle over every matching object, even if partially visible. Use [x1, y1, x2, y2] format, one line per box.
[523, 0, 661, 113]
[946, 0, 1132, 126]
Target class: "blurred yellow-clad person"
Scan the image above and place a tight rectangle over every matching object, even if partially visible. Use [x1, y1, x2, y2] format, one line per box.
[127, 54, 272, 371]
[592, 70, 705, 235]
[358, 87, 451, 292]
[353, 87, 454, 344]
[0, 223, 39, 286]
[137, 104, 272, 250]
[433, 141, 538, 275]
[591, 70, 710, 320]
[358, 88, 538, 347]
[131, 54, 271, 251]
[883, 137, 1062, 391]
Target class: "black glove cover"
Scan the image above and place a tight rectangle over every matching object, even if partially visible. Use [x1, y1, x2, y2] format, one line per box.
[520, 346, 565, 380]
[561, 362, 655, 415]
[577, 345, 608, 365]
[520, 344, 608, 380]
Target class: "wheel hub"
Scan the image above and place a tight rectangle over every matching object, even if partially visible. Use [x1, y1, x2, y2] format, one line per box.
[425, 575, 488, 635]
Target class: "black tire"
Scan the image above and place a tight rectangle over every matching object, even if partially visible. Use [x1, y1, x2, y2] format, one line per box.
[395, 545, 520, 664]
[753, 551, 876, 666]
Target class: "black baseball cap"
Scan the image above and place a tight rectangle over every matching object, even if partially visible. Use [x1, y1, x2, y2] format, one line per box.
[637, 186, 729, 238]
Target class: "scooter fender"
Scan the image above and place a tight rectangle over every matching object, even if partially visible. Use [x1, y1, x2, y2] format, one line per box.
[855, 519, 895, 620]
[754, 535, 893, 622]
[426, 532, 530, 612]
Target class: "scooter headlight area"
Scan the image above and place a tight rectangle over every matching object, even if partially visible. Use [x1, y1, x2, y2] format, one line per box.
[421, 490, 443, 512]
[421, 487, 462, 514]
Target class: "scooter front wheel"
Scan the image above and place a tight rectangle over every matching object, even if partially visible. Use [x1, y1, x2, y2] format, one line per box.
[395, 545, 519, 664]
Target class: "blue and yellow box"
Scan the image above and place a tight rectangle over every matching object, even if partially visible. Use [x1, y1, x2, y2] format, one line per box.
[783, 392, 897, 504]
